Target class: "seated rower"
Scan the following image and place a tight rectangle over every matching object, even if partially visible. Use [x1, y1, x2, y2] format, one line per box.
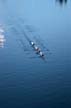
[31, 41, 35, 46]
[39, 51, 44, 57]
[34, 46, 41, 52]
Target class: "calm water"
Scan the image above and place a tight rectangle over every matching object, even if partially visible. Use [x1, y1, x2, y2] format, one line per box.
[0, 0, 71, 108]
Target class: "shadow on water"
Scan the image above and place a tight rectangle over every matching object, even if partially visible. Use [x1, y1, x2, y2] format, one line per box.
[18, 18, 50, 50]
[7, 17, 49, 62]
[19, 19, 50, 61]
[56, 0, 68, 5]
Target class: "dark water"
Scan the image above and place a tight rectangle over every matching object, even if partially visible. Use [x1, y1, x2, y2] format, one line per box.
[0, 0, 71, 108]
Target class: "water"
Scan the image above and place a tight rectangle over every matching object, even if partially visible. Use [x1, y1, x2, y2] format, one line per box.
[0, 0, 71, 108]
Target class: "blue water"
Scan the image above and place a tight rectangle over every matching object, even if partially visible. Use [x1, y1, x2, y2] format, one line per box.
[0, 0, 71, 108]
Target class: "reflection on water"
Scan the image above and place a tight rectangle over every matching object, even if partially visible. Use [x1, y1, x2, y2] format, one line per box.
[0, 26, 6, 48]
[56, 0, 68, 5]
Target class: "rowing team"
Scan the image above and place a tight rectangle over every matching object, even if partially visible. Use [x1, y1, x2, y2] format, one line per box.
[30, 41, 44, 57]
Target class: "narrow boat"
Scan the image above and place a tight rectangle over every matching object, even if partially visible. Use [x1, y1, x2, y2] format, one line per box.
[30, 41, 44, 57]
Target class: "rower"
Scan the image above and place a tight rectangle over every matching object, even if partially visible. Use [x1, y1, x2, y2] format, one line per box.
[34, 45, 41, 52]
[31, 41, 41, 52]
[39, 51, 44, 57]
[30, 41, 35, 46]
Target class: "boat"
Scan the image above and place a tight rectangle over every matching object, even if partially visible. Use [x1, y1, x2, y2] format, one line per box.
[30, 41, 44, 57]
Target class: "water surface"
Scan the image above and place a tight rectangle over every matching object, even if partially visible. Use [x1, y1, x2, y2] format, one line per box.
[0, 0, 71, 108]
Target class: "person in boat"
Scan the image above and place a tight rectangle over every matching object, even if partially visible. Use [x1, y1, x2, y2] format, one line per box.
[31, 41, 40, 52]
[34, 46, 40, 51]
[31, 41, 44, 57]
[34, 46, 44, 57]
[39, 51, 44, 57]
[31, 41, 35, 46]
